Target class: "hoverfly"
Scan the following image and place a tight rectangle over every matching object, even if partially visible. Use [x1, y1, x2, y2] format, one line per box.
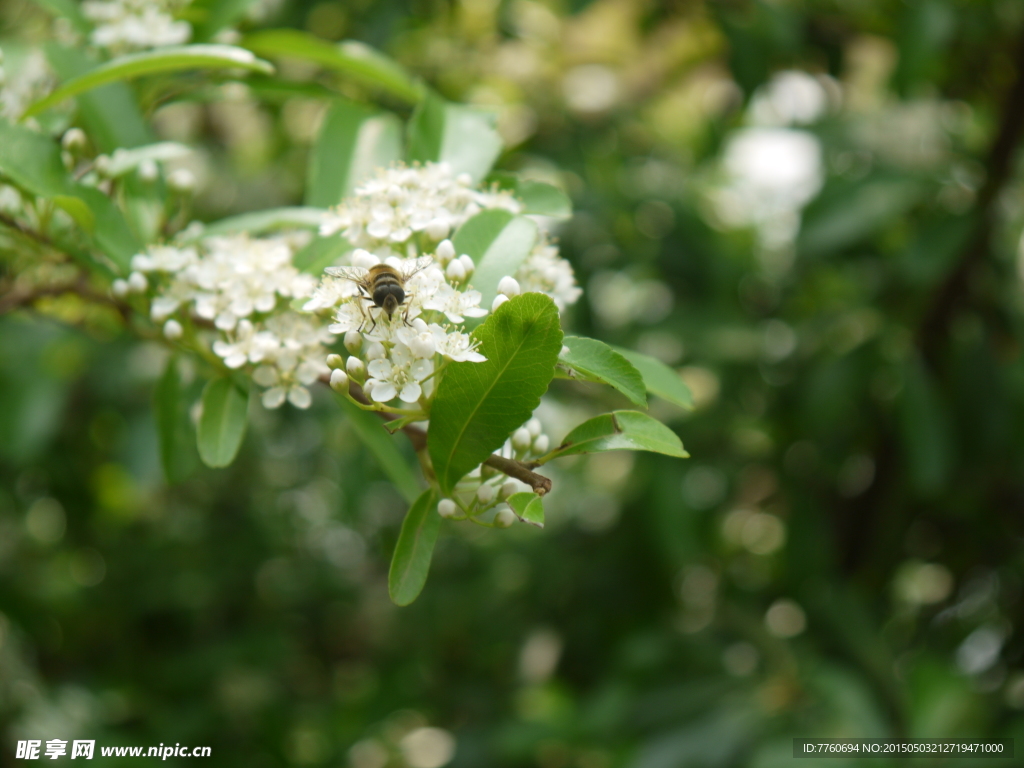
[326, 256, 434, 331]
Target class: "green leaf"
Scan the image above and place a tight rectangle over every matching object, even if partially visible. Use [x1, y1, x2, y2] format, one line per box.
[193, 207, 327, 239]
[407, 92, 503, 184]
[507, 492, 544, 528]
[154, 357, 198, 483]
[242, 30, 424, 104]
[44, 44, 154, 152]
[453, 209, 538, 310]
[0, 119, 139, 273]
[388, 488, 440, 606]
[335, 396, 421, 504]
[196, 377, 249, 468]
[489, 172, 572, 217]
[428, 293, 563, 495]
[22, 45, 275, 119]
[611, 347, 694, 410]
[292, 235, 351, 274]
[543, 411, 688, 461]
[0, 118, 69, 196]
[306, 99, 402, 207]
[560, 336, 647, 407]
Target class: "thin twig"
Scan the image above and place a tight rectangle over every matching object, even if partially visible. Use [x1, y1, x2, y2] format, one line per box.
[0, 211, 55, 248]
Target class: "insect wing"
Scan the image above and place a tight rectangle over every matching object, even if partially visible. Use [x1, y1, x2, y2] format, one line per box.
[324, 265, 368, 281]
[399, 256, 437, 280]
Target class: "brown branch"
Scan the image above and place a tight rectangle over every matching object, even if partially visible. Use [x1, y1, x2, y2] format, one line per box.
[324, 374, 554, 495]
[0, 211, 55, 249]
[0, 275, 132, 321]
[917, 31, 1024, 368]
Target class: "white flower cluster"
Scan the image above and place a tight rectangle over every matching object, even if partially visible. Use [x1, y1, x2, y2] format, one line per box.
[127, 233, 331, 409]
[312, 162, 581, 407]
[436, 417, 552, 526]
[320, 162, 521, 249]
[81, 0, 192, 52]
[0, 48, 55, 121]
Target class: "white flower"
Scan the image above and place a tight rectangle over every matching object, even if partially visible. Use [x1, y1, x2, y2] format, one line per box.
[514, 239, 582, 311]
[83, 0, 192, 52]
[395, 320, 437, 359]
[430, 325, 486, 363]
[422, 283, 487, 323]
[212, 320, 275, 368]
[365, 343, 433, 403]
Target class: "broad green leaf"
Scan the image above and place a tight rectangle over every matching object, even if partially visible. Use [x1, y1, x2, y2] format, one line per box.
[70, 185, 141, 272]
[193, 207, 327, 239]
[154, 357, 197, 483]
[388, 488, 440, 606]
[0, 118, 68, 196]
[44, 44, 153, 152]
[560, 336, 647, 407]
[242, 30, 425, 104]
[335, 396, 421, 504]
[29, 0, 89, 34]
[306, 100, 402, 207]
[407, 92, 503, 184]
[611, 346, 694, 410]
[428, 293, 563, 495]
[507, 492, 545, 528]
[52, 195, 94, 232]
[196, 376, 249, 468]
[293, 235, 351, 275]
[22, 45, 275, 119]
[489, 172, 572, 217]
[454, 209, 538, 310]
[542, 411, 688, 462]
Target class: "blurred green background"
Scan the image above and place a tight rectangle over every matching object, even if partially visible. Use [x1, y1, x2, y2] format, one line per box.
[3, 0, 1024, 766]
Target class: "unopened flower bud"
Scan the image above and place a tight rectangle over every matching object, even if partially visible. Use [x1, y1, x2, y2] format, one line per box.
[497, 276, 520, 297]
[476, 484, 496, 504]
[500, 481, 519, 500]
[61, 127, 87, 153]
[111, 279, 129, 298]
[436, 239, 456, 262]
[426, 218, 450, 241]
[526, 418, 542, 437]
[138, 158, 158, 182]
[438, 498, 458, 518]
[459, 254, 475, 274]
[365, 341, 386, 360]
[346, 356, 365, 378]
[560, 345, 570, 356]
[532, 434, 550, 454]
[445, 259, 466, 282]
[329, 368, 349, 392]
[456, 173, 473, 186]
[167, 168, 196, 192]
[344, 331, 362, 354]
[326, 353, 343, 369]
[512, 427, 532, 452]
[94, 154, 111, 176]
[163, 319, 183, 340]
[362, 379, 375, 398]
[492, 294, 509, 312]
[494, 507, 516, 528]
[127, 271, 148, 292]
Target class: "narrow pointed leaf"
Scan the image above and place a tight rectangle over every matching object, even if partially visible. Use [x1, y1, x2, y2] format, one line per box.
[507, 492, 545, 528]
[407, 92, 503, 183]
[543, 410, 688, 461]
[388, 488, 440, 606]
[560, 336, 647, 407]
[489, 172, 572, 217]
[307, 100, 402, 207]
[293, 235, 351, 274]
[23, 45, 274, 119]
[454, 209, 537, 310]
[197, 377, 249, 468]
[428, 293, 563, 495]
[243, 30, 424, 103]
[611, 346, 694, 410]
[335, 396, 421, 504]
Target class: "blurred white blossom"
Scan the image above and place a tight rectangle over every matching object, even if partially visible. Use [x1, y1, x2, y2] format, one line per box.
[82, 0, 192, 52]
